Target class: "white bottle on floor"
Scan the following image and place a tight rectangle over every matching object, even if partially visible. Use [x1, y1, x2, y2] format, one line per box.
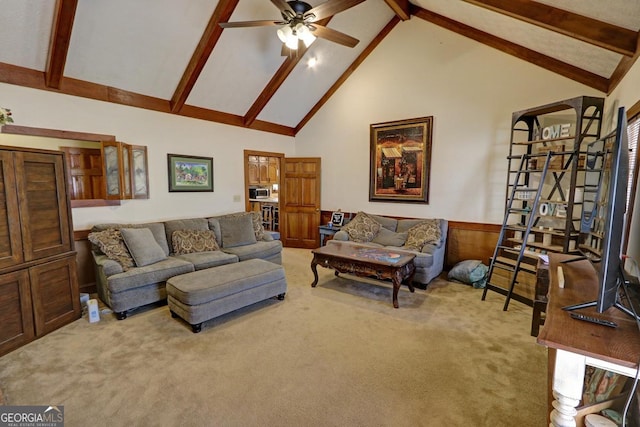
[87, 299, 100, 323]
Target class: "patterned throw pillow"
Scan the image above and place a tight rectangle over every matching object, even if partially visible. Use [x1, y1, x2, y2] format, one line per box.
[340, 212, 381, 243]
[87, 229, 135, 271]
[403, 220, 442, 251]
[172, 230, 220, 255]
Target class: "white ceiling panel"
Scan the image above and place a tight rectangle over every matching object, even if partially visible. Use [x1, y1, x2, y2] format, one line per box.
[258, 0, 396, 126]
[0, 0, 55, 71]
[536, 0, 640, 31]
[413, 0, 622, 78]
[186, 0, 287, 115]
[64, 0, 217, 99]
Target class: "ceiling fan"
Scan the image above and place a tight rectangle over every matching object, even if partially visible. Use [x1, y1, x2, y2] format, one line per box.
[219, 0, 365, 54]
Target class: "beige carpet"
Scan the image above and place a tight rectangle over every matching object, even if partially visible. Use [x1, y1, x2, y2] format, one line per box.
[0, 248, 547, 426]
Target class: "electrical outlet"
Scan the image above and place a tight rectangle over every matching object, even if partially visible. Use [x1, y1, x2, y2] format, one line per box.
[233, 195, 241, 202]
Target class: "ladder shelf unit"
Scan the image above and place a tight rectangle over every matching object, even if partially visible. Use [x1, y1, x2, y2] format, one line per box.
[482, 96, 605, 310]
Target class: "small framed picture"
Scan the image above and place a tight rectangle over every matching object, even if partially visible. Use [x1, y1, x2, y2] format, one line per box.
[331, 211, 345, 227]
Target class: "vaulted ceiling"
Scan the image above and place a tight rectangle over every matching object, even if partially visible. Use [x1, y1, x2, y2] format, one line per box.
[1, 0, 638, 136]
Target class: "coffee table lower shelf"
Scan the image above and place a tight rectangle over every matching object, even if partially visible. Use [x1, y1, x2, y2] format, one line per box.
[310, 245, 416, 308]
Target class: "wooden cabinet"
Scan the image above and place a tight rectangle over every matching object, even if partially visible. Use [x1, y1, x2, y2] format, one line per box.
[0, 147, 80, 357]
[102, 141, 149, 199]
[248, 155, 279, 184]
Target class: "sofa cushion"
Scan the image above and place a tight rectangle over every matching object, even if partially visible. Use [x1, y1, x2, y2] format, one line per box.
[173, 251, 238, 270]
[222, 240, 282, 262]
[371, 227, 407, 247]
[88, 229, 135, 271]
[217, 213, 257, 248]
[106, 257, 195, 293]
[403, 220, 442, 251]
[172, 229, 220, 255]
[341, 212, 381, 243]
[163, 218, 209, 253]
[369, 214, 398, 232]
[121, 227, 167, 267]
[92, 222, 170, 256]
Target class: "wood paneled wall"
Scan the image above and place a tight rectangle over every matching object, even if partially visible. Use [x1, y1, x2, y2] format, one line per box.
[73, 230, 96, 294]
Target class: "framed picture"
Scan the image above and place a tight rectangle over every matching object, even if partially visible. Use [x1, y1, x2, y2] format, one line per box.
[331, 211, 345, 227]
[369, 116, 433, 203]
[168, 154, 213, 192]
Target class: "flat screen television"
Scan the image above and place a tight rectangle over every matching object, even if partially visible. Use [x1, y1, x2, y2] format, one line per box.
[563, 106, 634, 318]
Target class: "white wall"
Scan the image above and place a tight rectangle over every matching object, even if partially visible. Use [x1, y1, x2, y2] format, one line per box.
[295, 18, 603, 224]
[607, 59, 640, 263]
[0, 83, 295, 230]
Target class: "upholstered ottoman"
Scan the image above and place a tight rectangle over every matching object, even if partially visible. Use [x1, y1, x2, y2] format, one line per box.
[166, 258, 287, 332]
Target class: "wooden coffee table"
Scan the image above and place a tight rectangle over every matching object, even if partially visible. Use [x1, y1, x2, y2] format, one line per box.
[310, 242, 416, 308]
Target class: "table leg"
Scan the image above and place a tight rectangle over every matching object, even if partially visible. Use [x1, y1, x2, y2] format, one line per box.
[311, 258, 319, 287]
[392, 276, 401, 309]
[549, 349, 586, 427]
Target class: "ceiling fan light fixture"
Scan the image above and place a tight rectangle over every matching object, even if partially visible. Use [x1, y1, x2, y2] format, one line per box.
[295, 23, 316, 48]
[285, 32, 299, 50]
[277, 25, 293, 43]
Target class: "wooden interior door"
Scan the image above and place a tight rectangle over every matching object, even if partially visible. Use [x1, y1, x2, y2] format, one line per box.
[281, 158, 321, 248]
[60, 147, 105, 200]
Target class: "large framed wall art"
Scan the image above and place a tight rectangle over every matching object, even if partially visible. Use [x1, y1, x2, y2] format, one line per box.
[369, 116, 433, 203]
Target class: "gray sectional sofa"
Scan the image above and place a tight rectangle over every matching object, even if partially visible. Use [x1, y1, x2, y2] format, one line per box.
[329, 212, 447, 286]
[89, 212, 282, 319]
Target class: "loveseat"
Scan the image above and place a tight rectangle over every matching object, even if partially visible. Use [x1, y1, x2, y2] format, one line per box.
[89, 211, 282, 319]
[328, 212, 447, 286]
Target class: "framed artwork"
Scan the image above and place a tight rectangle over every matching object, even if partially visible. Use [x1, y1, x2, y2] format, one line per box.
[331, 211, 345, 227]
[168, 154, 213, 192]
[369, 116, 433, 203]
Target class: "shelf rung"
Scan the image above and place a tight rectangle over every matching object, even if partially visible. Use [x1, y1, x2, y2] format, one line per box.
[494, 256, 538, 273]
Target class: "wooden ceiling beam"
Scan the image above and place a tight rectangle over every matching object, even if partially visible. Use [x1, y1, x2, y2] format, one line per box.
[383, 0, 410, 21]
[0, 62, 295, 137]
[296, 16, 401, 133]
[462, 0, 638, 57]
[607, 36, 640, 94]
[45, 0, 78, 89]
[412, 6, 609, 93]
[243, 18, 332, 127]
[169, 0, 240, 113]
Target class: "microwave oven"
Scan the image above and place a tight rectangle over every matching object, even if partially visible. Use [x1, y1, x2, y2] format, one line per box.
[249, 188, 270, 199]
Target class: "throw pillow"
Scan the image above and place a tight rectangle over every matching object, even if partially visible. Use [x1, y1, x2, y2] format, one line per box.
[87, 229, 135, 271]
[120, 227, 167, 267]
[403, 220, 442, 251]
[172, 229, 220, 255]
[217, 214, 258, 248]
[340, 212, 381, 243]
[371, 227, 408, 247]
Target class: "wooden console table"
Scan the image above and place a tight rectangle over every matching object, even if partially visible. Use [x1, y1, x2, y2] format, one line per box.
[537, 253, 640, 426]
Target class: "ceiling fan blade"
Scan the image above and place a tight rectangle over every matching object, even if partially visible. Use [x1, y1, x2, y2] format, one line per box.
[305, 0, 366, 21]
[311, 24, 359, 48]
[219, 20, 282, 28]
[271, 0, 295, 17]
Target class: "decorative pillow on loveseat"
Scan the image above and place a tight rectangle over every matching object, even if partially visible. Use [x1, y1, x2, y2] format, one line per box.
[172, 229, 220, 255]
[403, 220, 442, 251]
[88, 229, 135, 271]
[341, 211, 381, 243]
[120, 227, 167, 267]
